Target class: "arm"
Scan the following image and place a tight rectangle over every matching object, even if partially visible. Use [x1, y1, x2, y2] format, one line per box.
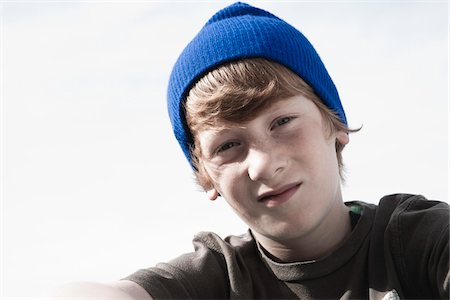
[52, 232, 237, 299]
[51, 280, 153, 300]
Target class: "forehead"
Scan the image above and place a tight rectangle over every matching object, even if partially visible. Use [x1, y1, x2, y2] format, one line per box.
[196, 94, 318, 134]
[194, 95, 297, 131]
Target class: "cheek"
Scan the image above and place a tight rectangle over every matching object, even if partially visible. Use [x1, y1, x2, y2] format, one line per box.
[310, 136, 340, 183]
[204, 162, 242, 194]
[291, 126, 337, 172]
[281, 126, 318, 160]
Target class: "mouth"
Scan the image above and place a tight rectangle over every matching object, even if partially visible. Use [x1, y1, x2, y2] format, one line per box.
[257, 183, 301, 207]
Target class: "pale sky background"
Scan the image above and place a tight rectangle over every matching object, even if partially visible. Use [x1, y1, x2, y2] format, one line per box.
[1, 0, 448, 297]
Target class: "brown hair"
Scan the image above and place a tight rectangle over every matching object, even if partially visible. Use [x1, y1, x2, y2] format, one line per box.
[185, 58, 358, 190]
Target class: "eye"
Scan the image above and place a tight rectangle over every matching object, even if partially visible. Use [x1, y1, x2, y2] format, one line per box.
[274, 116, 294, 127]
[217, 141, 240, 153]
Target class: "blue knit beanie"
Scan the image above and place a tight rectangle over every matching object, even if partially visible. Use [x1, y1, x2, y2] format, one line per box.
[167, 2, 347, 165]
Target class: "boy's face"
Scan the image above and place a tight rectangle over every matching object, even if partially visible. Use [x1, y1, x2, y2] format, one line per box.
[196, 95, 349, 242]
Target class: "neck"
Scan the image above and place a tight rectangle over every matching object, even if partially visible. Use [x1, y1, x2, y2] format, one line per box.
[255, 200, 352, 263]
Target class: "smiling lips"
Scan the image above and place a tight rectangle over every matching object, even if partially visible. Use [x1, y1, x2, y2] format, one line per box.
[258, 183, 301, 207]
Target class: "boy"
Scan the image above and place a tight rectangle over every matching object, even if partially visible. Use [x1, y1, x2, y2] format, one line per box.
[54, 2, 449, 299]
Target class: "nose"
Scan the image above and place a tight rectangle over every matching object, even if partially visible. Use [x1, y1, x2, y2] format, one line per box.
[247, 145, 285, 182]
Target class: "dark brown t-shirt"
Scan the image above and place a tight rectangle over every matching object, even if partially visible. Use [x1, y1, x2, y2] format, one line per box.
[125, 194, 449, 299]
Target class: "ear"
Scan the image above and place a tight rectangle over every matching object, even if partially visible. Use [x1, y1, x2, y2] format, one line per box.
[206, 188, 219, 201]
[336, 130, 349, 145]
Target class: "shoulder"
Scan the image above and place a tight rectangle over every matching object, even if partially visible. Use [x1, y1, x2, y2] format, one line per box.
[153, 230, 256, 277]
[377, 193, 448, 231]
[378, 193, 448, 212]
[378, 194, 449, 298]
[189, 230, 260, 274]
[376, 193, 448, 249]
[124, 230, 256, 299]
